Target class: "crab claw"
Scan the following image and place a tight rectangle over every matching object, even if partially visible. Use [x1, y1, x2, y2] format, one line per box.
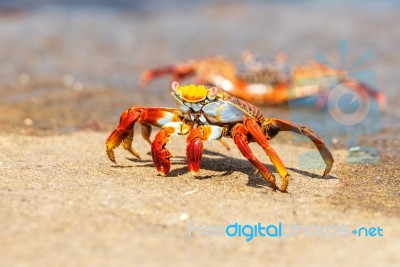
[187, 138, 203, 175]
[106, 109, 142, 163]
[106, 129, 132, 163]
[151, 128, 172, 176]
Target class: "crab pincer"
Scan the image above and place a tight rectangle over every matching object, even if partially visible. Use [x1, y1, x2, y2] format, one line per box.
[151, 128, 173, 176]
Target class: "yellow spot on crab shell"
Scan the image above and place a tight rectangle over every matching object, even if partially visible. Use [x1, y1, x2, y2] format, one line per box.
[177, 84, 208, 103]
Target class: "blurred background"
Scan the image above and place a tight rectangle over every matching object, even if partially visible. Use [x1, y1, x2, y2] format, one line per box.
[0, 0, 399, 154]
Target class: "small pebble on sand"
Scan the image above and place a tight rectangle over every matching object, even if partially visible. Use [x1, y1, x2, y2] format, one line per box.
[23, 118, 34, 126]
[183, 189, 198, 196]
[179, 212, 190, 221]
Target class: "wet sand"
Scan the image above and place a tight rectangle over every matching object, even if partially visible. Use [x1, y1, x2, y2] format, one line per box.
[1, 1, 400, 266]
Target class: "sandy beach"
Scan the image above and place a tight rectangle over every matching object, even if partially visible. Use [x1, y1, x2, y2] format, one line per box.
[1, 1, 400, 266]
[1, 132, 399, 266]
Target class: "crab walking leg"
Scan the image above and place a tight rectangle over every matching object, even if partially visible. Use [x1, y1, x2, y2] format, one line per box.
[341, 80, 387, 112]
[140, 62, 195, 87]
[218, 139, 230, 151]
[232, 124, 278, 191]
[106, 107, 181, 163]
[264, 118, 334, 176]
[243, 117, 290, 192]
[186, 125, 224, 175]
[151, 122, 192, 176]
[121, 130, 140, 159]
[141, 124, 152, 145]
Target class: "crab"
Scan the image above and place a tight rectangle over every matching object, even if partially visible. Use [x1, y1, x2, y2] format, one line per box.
[106, 82, 334, 192]
[140, 52, 386, 111]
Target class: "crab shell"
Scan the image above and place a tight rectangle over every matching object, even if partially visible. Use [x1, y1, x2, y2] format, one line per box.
[171, 81, 263, 125]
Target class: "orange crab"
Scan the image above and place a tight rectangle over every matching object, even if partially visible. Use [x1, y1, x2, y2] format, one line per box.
[106, 82, 334, 192]
[141, 52, 386, 110]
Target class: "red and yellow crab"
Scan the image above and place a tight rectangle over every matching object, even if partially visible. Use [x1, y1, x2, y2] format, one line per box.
[141, 52, 386, 110]
[106, 82, 334, 192]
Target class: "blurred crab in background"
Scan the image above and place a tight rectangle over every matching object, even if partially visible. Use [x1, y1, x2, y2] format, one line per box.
[141, 52, 386, 111]
[106, 82, 333, 192]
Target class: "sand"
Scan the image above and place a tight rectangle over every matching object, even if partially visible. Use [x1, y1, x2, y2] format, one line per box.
[0, 132, 399, 266]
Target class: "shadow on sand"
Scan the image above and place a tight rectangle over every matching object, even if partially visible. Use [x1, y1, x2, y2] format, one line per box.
[111, 148, 336, 190]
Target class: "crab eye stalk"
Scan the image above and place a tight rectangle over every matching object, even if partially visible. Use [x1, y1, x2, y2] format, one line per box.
[207, 86, 219, 100]
[171, 81, 180, 94]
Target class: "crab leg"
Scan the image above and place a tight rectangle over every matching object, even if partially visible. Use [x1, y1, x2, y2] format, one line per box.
[140, 57, 238, 89]
[106, 107, 181, 163]
[140, 62, 195, 86]
[232, 123, 279, 191]
[243, 117, 290, 191]
[341, 80, 387, 112]
[263, 118, 334, 176]
[186, 125, 224, 175]
[141, 123, 152, 145]
[151, 122, 192, 176]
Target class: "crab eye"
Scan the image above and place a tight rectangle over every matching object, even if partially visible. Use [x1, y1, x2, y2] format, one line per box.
[207, 86, 219, 100]
[171, 81, 180, 94]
